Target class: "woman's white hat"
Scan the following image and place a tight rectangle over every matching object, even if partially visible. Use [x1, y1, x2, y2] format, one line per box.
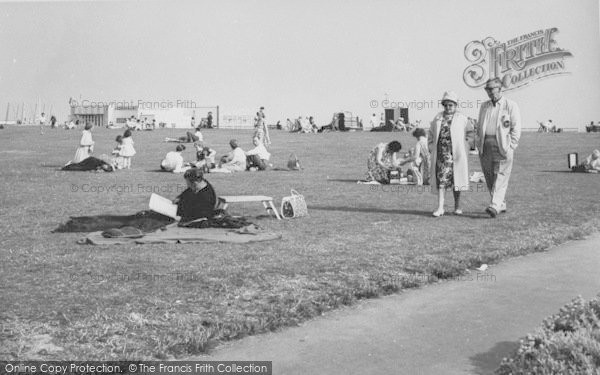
[441, 91, 458, 105]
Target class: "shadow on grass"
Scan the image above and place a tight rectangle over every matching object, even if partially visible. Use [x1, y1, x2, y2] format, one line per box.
[327, 179, 359, 183]
[469, 340, 520, 375]
[310, 205, 432, 217]
[310, 205, 491, 219]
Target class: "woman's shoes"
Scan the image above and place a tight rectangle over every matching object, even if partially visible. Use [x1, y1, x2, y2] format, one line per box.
[432, 209, 445, 217]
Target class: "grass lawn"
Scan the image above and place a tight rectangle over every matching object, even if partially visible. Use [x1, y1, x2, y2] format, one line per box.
[1, 126, 599, 360]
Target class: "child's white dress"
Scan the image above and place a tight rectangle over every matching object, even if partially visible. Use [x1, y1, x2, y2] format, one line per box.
[120, 137, 136, 157]
[73, 130, 94, 163]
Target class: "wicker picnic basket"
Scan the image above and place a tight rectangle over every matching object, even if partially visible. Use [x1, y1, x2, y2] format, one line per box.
[280, 189, 308, 218]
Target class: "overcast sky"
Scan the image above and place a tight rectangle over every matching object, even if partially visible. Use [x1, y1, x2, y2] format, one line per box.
[1, 0, 599, 129]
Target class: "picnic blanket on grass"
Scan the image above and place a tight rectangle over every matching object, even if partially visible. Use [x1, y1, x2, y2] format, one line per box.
[53, 210, 252, 233]
[78, 225, 281, 245]
[53, 210, 174, 233]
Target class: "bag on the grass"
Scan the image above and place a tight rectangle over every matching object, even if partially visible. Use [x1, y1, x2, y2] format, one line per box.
[280, 189, 308, 218]
[287, 153, 302, 170]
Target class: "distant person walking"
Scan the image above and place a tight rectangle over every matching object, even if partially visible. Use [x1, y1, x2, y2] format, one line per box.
[476, 78, 522, 218]
[39, 112, 46, 135]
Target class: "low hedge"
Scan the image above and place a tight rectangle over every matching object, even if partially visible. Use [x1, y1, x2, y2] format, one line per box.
[496, 295, 600, 374]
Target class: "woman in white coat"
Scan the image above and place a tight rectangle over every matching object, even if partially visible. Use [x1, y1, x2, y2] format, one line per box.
[428, 91, 470, 217]
[72, 122, 95, 163]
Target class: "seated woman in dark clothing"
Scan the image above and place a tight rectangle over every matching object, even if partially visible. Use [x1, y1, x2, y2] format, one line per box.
[61, 156, 113, 172]
[173, 168, 217, 224]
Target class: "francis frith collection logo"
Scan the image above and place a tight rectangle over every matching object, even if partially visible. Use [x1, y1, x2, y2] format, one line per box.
[463, 27, 573, 91]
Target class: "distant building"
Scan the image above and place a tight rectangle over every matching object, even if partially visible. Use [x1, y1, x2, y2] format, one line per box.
[69, 102, 218, 128]
[69, 104, 110, 128]
[109, 104, 139, 127]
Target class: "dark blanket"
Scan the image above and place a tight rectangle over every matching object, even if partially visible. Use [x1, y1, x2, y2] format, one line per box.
[53, 210, 174, 233]
[61, 157, 113, 172]
[53, 209, 254, 233]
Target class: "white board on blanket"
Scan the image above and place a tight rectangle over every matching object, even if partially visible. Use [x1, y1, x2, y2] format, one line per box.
[149, 193, 180, 220]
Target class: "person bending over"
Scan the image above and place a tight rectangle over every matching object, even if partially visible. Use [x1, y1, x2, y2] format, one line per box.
[365, 140, 410, 183]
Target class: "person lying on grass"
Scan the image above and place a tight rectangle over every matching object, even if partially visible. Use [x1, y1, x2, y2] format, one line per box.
[61, 156, 114, 172]
[173, 168, 217, 225]
[164, 126, 204, 143]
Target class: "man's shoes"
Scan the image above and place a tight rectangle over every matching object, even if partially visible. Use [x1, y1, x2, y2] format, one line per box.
[485, 206, 498, 218]
[453, 209, 463, 216]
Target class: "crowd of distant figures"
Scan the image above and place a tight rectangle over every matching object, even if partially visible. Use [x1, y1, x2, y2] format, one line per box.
[60, 107, 285, 174]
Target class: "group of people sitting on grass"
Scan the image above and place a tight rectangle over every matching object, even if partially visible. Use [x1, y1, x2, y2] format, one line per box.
[369, 114, 422, 132]
[126, 116, 156, 131]
[160, 108, 273, 174]
[60, 118, 274, 174]
[287, 116, 322, 133]
[586, 121, 600, 133]
[537, 119, 562, 133]
[159, 109, 273, 174]
[160, 138, 272, 174]
[286, 114, 354, 133]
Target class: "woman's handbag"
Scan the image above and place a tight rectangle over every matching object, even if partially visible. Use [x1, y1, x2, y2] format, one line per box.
[287, 153, 302, 170]
[280, 189, 308, 218]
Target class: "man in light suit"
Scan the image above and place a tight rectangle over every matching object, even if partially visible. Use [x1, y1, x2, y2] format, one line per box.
[476, 78, 522, 218]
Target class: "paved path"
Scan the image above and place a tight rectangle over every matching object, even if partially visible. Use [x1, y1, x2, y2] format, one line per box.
[199, 234, 600, 375]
